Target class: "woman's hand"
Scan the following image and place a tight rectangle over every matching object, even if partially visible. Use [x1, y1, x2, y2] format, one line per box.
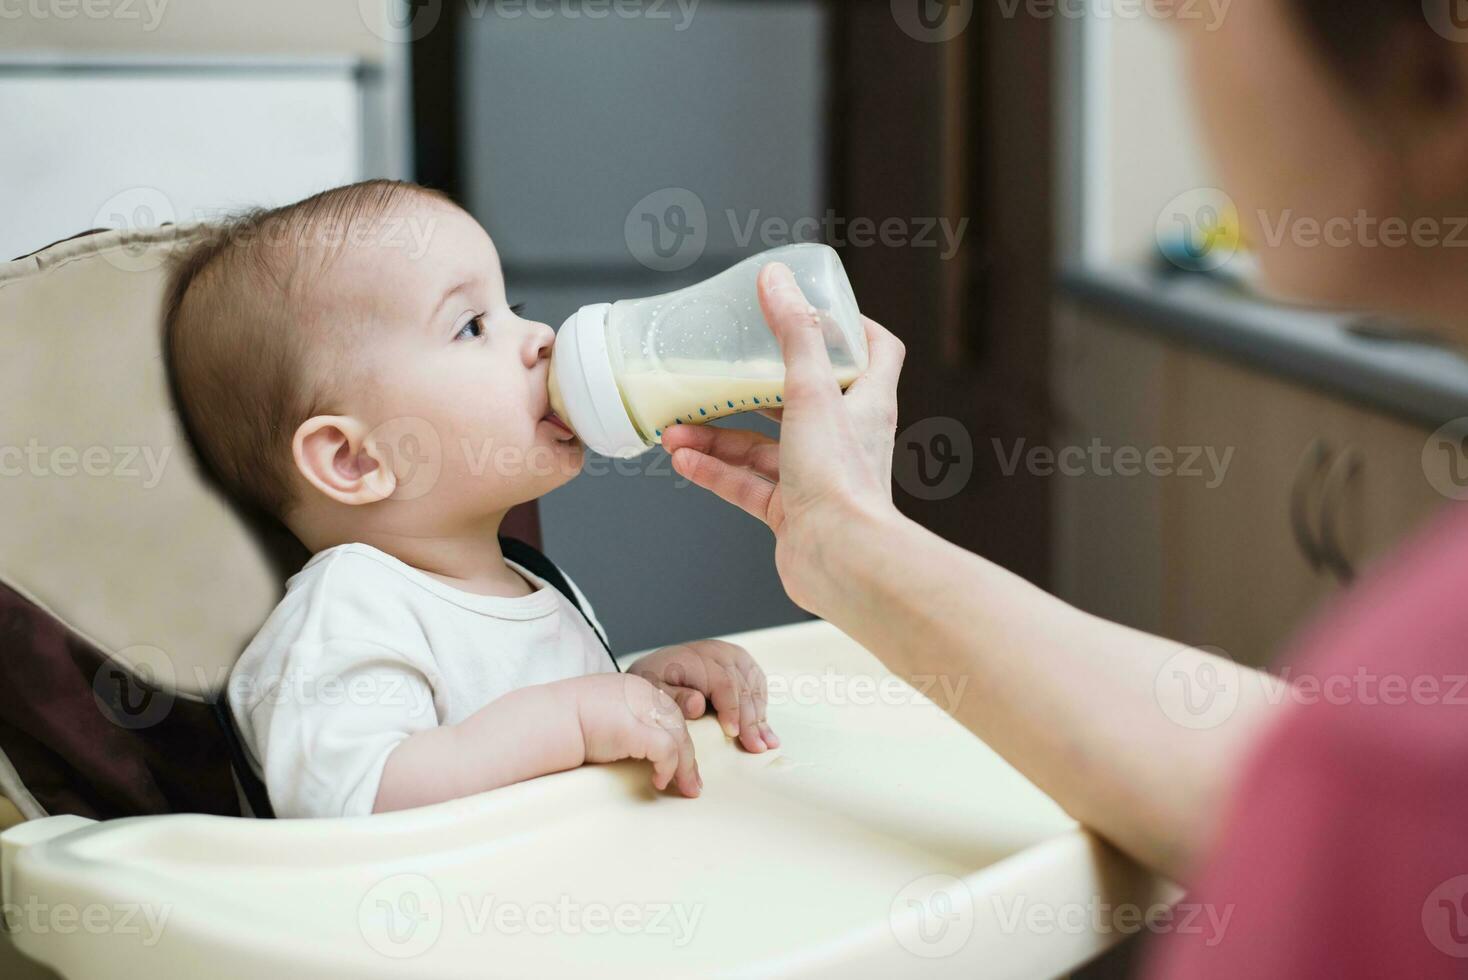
[660, 262, 907, 614]
[659, 262, 1278, 883]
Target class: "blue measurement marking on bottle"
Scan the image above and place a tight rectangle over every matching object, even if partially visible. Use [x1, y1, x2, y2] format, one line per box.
[655, 389, 787, 432]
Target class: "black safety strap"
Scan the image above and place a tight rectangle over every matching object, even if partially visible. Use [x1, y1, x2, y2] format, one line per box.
[209, 696, 275, 818]
[499, 535, 620, 673]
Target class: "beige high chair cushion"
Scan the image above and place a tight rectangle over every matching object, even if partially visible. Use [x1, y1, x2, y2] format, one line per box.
[0, 226, 296, 819]
[0, 226, 282, 700]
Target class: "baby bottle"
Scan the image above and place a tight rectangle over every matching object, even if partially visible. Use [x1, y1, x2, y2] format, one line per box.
[547, 243, 866, 458]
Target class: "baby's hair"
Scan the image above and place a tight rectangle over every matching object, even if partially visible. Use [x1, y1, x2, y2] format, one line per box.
[161, 178, 455, 525]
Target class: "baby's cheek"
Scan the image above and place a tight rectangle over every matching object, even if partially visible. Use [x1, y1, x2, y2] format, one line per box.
[437, 397, 540, 483]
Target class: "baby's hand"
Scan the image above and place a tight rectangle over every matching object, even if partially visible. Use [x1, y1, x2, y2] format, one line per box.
[629, 640, 779, 753]
[571, 673, 701, 797]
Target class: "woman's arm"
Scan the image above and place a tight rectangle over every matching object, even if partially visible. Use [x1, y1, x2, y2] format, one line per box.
[822, 502, 1287, 881]
[662, 263, 1289, 882]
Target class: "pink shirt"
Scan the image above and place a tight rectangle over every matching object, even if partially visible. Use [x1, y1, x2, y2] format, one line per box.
[1147, 503, 1468, 977]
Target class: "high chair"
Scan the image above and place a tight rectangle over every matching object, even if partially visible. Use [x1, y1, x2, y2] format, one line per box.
[0, 226, 1161, 979]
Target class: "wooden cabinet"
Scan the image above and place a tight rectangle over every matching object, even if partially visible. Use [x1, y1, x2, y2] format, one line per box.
[1051, 304, 1168, 635]
[1053, 304, 1453, 667]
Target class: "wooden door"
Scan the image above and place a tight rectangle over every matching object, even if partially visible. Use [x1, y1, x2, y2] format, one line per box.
[831, 4, 1056, 585]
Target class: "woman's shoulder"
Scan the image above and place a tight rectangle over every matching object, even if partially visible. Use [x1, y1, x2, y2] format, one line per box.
[1148, 505, 1468, 977]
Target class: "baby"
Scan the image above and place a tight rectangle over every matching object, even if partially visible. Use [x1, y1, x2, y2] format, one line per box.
[163, 179, 778, 819]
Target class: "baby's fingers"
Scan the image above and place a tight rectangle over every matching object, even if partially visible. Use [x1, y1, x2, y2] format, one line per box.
[703, 641, 765, 752]
[673, 735, 702, 797]
[643, 694, 701, 798]
[649, 680, 707, 719]
[734, 658, 773, 753]
[655, 724, 701, 798]
[700, 659, 747, 742]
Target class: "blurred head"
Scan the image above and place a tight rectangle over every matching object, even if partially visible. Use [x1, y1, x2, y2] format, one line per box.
[1167, 0, 1468, 329]
[163, 179, 583, 553]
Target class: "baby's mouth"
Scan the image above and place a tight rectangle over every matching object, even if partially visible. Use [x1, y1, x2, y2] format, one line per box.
[542, 412, 577, 442]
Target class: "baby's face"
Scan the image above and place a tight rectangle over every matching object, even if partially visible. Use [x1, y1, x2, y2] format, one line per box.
[313, 198, 583, 529]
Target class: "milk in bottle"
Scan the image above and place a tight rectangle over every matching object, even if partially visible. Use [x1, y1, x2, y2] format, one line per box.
[547, 244, 866, 457]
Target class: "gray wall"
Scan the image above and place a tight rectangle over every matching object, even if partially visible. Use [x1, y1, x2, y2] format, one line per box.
[460, 1, 828, 652]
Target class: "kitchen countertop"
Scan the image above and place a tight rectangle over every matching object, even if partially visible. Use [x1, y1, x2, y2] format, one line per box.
[1060, 264, 1468, 430]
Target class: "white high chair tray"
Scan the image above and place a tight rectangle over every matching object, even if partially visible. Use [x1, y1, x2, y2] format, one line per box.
[3, 621, 1159, 979]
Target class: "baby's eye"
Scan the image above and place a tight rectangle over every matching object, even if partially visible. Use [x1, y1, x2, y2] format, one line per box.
[455, 314, 486, 341]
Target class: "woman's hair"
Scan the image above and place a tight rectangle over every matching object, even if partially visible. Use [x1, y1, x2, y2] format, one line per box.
[1288, 1, 1454, 83]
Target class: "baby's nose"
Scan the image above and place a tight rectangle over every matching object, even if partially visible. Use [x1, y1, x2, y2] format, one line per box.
[526, 320, 556, 365]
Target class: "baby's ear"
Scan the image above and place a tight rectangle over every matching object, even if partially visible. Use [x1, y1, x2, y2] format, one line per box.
[292, 415, 397, 506]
